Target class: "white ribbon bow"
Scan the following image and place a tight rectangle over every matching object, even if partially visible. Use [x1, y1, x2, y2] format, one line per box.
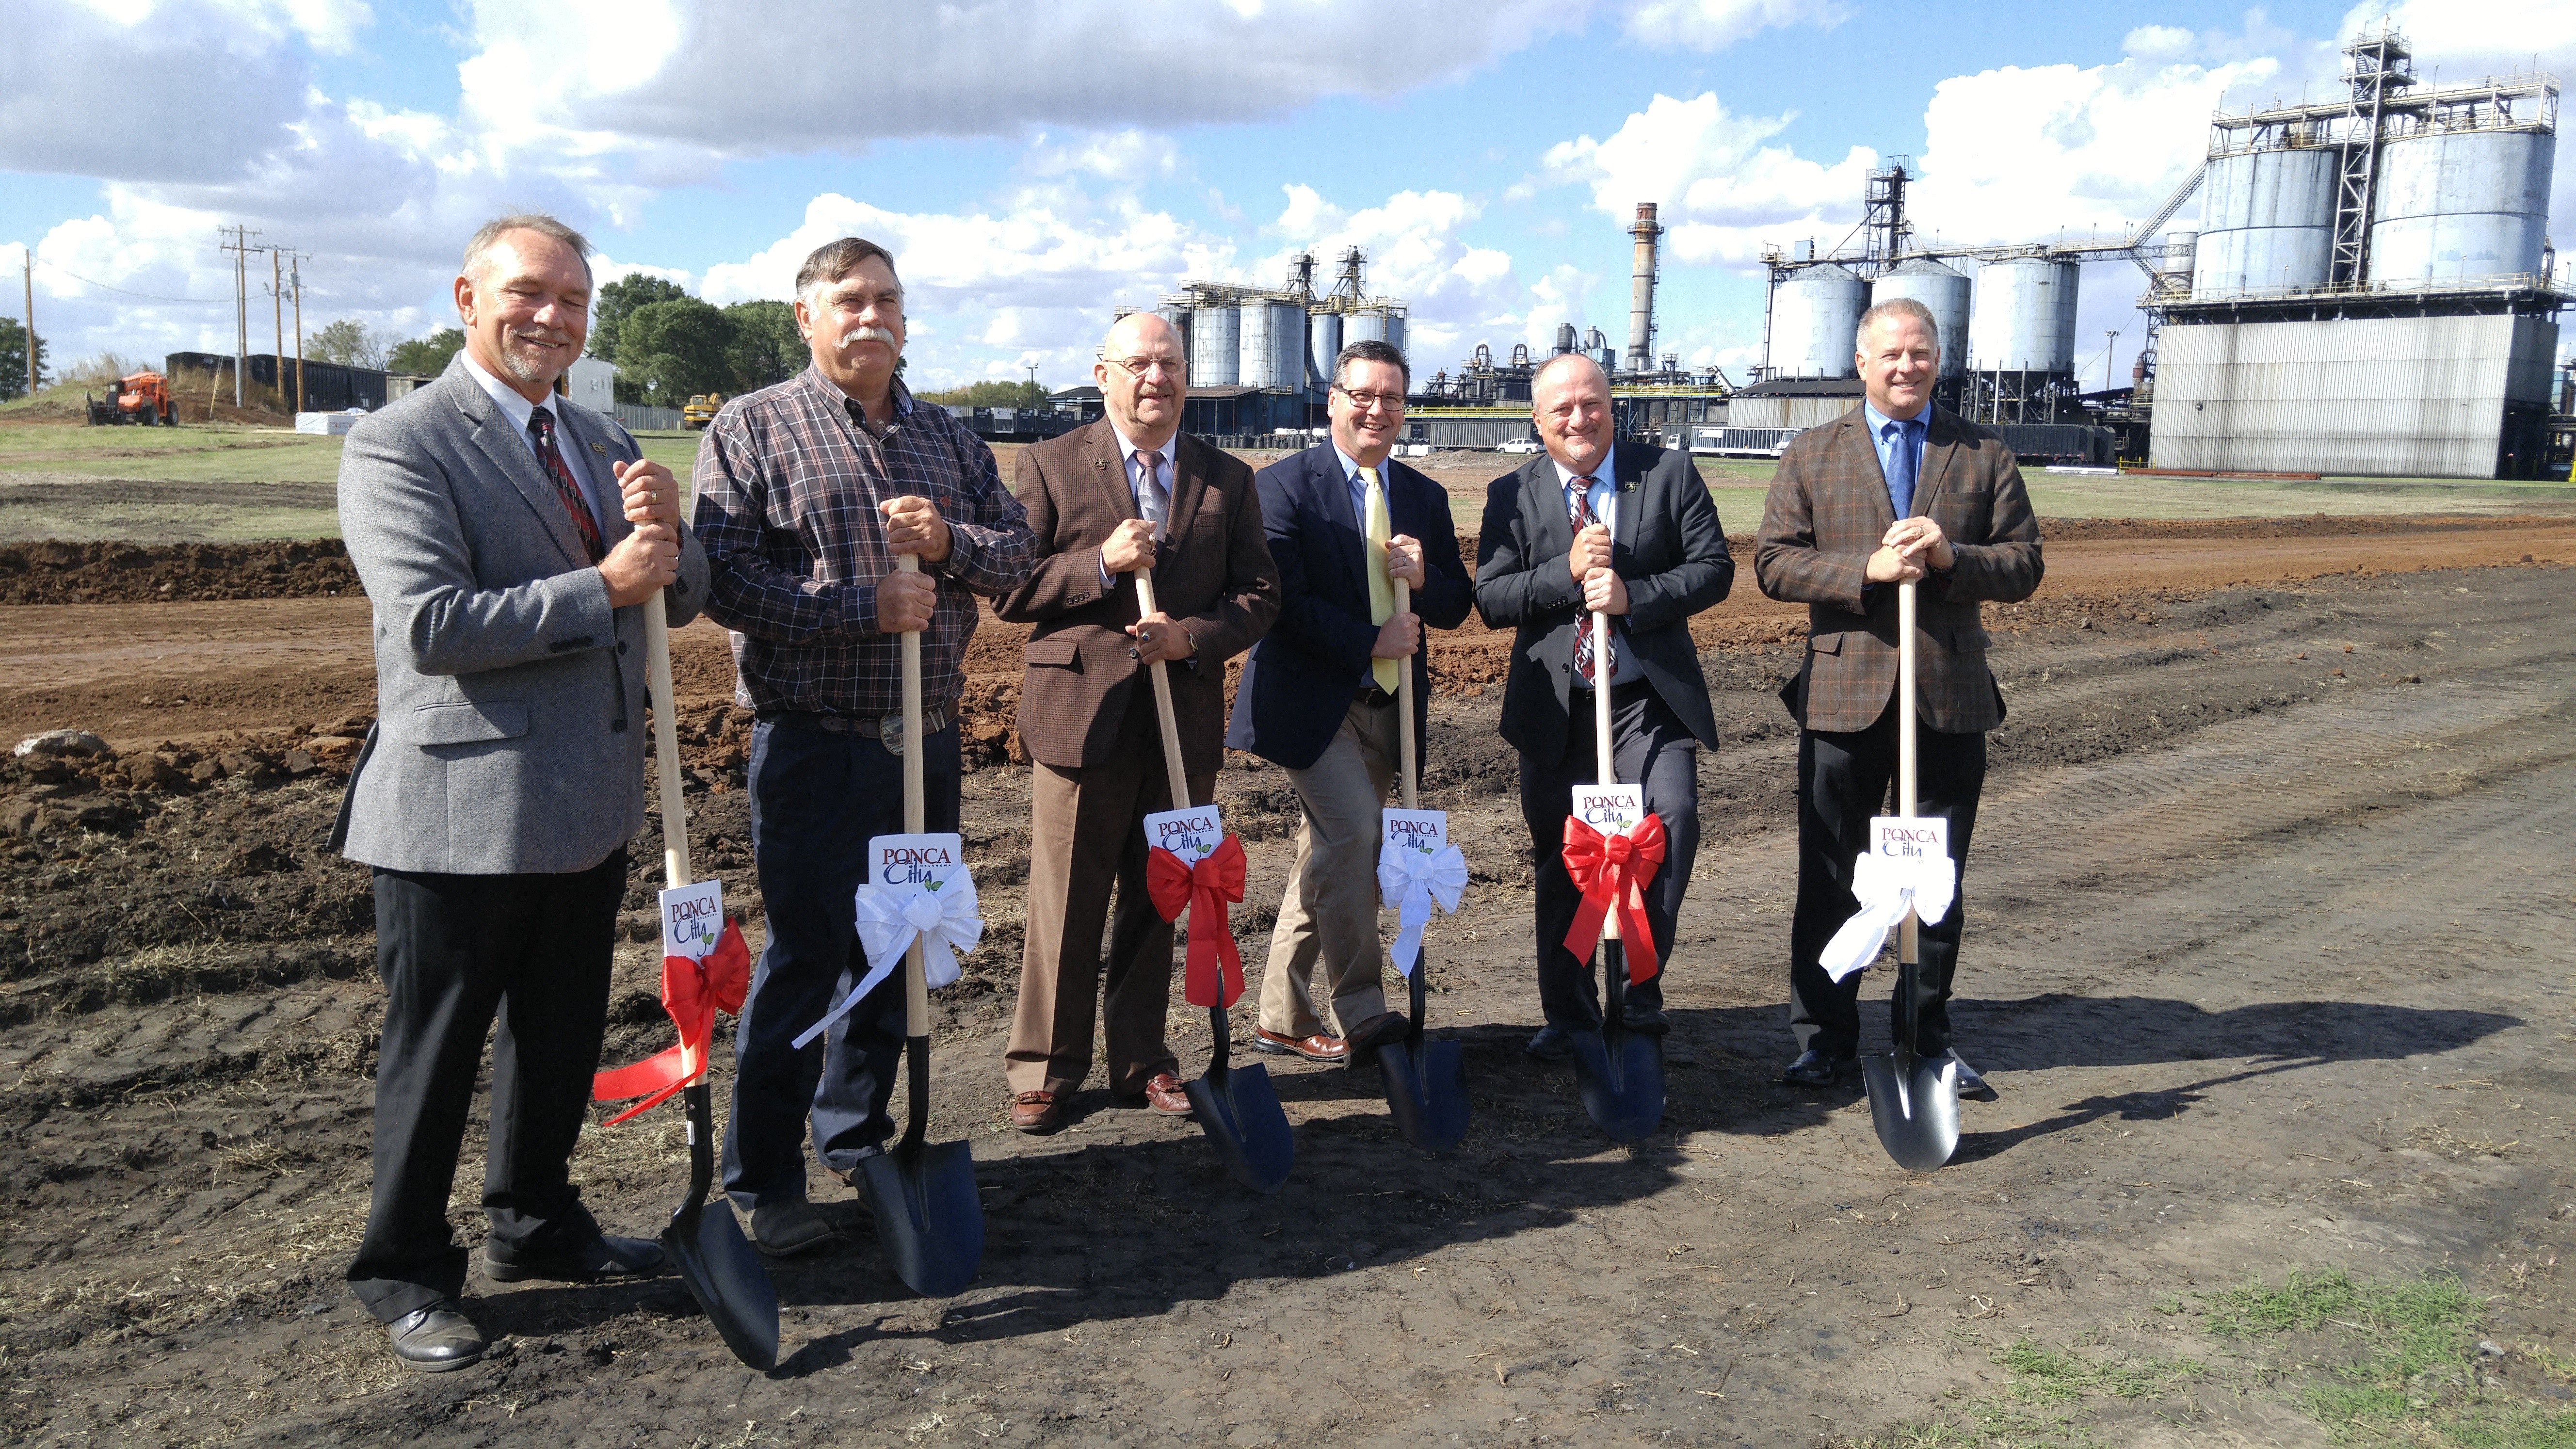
[792, 874, 983, 1049]
[1377, 841, 1467, 979]
[1819, 847, 1956, 982]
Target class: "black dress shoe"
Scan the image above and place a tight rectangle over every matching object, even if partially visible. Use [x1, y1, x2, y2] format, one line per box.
[482, 1233, 667, 1284]
[1780, 1048, 1849, 1087]
[1621, 1007, 1671, 1037]
[388, 1303, 485, 1372]
[1525, 1024, 1572, 1063]
[1944, 1051, 1990, 1097]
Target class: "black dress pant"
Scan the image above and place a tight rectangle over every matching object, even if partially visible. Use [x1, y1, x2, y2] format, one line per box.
[1517, 681, 1701, 1031]
[1787, 701, 1985, 1061]
[723, 715, 961, 1210]
[349, 852, 626, 1323]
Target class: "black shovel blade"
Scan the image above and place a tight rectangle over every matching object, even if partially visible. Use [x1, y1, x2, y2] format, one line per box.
[664, 1197, 779, 1371]
[1567, 1027, 1667, 1143]
[1184, 1063, 1294, 1194]
[1860, 1048, 1961, 1172]
[1377, 1037, 1470, 1152]
[858, 1140, 984, 1299]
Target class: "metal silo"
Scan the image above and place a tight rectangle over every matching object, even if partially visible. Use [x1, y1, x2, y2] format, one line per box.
[1189, 304, 1240, 387]
[2367, 129, 2554, 285]
[1765, 262, 1866, 379]
[1968, 257, 2079, 373]
[1153, 302, 1192, 362]
[1306, 310, 1342, 389]
[2161, 229, 2198, 280]
[2192, 145, 2338, 295]
[1238, 298, 1304, 389]
[1871, 257, 1971, 377]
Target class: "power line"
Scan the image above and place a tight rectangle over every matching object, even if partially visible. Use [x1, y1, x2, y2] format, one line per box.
[27, 258, 228, 306]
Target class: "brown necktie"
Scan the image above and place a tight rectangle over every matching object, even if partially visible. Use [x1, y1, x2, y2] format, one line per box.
[528, 406, 604, 563]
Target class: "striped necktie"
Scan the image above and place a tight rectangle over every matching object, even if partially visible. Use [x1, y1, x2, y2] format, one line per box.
[1567, 477, 1611, 686]
[528, 406, 604, 563]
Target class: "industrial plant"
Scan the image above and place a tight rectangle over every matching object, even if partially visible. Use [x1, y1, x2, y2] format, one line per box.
[1083, 26, 2562, 479]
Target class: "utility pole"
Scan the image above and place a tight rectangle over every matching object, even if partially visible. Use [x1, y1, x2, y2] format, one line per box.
[2105, 330, 2120, 392]
[270, 248, 284, 413]
[218, 225, 260, 408]
[20, 247, 32, 399]
[290, 254, 305, 416]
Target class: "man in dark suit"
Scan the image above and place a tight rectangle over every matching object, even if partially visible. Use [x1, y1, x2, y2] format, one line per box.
[1754, 297, 2043, 1091]
[1475, 354, 1734, 1060]
[994, 311, 1281, 1133]
[334, 214, 709, 1370]
[1225, 339, 1472, 1062]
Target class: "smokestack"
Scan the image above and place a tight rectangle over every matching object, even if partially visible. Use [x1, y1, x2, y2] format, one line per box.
[1624, 202, 1661, 375]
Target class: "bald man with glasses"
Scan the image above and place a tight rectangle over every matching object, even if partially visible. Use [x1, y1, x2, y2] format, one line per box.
[1227, 339, 1470, 1062]
[994, 312, 1281, 1133]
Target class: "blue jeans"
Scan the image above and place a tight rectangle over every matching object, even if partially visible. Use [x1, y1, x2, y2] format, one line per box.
[722, 715, 960, 1209]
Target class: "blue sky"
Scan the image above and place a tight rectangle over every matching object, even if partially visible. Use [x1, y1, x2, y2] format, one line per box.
[2, 0, 2568, 390]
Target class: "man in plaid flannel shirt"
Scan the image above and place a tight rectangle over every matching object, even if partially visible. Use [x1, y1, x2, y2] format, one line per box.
[691, 236, 1036, 1257]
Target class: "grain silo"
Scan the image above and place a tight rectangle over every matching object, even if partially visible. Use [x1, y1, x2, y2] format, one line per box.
[1238, 297, 1305, 389]
[1764, 263, 1865, 379]
[1189, 301, 1240, 387]
[2192, 145, 2340, 295]
[1871, 257, 1971, 377]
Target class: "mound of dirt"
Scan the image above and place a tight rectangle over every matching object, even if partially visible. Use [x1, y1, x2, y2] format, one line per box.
[0, 539, 361, 604]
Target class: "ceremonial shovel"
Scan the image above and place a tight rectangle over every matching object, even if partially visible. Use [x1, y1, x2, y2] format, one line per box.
[1565, 607, 1666, 1143]
[642, 592, 779, 1370]
[1135, 566, 1294, 1193]
[1859, 580, 1962, 1173]
[1374, 577, 1470, 1151]
[854, 554, 986, 1295]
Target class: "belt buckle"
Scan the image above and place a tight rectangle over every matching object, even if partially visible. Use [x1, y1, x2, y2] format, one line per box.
[878, 710, 904, 757]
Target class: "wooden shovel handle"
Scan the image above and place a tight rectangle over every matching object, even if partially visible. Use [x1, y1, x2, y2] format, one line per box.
[1133, 566, 1192, 806]
[897, 554, 928, 1035]
[1395, 578, 1416, 809]
[644, 592, 692, 889]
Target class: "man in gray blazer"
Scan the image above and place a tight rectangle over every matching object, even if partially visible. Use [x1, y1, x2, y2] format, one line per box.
[333, 213, 709, 1372]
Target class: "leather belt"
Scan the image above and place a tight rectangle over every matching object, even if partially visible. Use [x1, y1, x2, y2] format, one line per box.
[762, 704, 952, 741]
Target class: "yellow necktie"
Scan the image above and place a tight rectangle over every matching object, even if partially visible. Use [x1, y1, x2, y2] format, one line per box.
[1362, 467, 1398, 694]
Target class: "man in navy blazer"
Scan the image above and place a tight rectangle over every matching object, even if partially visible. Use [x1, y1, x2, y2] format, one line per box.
[1226, 339, 1472, 1061]
[1475, 353, 1733, 1059]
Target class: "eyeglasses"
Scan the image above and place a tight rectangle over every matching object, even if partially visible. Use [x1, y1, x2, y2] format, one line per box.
[1334, 386, 1405, 413]
[1105, 355, 1185, 379]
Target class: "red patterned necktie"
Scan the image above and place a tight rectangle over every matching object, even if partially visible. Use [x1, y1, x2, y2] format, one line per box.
[1568, 476, 1612, 685]
[528, 406, 605, 563]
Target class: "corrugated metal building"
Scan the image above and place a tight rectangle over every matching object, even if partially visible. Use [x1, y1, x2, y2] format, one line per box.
[2152, 314, 2560, 476]
[1729, 377, 1865, 429]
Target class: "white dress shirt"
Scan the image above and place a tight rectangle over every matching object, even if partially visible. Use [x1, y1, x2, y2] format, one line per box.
[459, 350, 606, 533]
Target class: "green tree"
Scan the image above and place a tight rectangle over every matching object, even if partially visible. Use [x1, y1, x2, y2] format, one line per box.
[0, 318, 46, 402]
[386, 327, 465, 377]
[307, 319, 386, 369]
[918, 379, 1048, 409]
[617, 297, 734, 406]
[722, 299, 803, 392]
[590, 275, 689, 362]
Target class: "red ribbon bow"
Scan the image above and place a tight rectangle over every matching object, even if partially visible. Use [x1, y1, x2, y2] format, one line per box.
[1561, 814, 1666, 984]
[1146, 836, 1247, 1008]
[593, 918, 751, 1126]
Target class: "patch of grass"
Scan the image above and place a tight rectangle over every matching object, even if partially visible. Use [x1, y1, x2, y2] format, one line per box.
[1994, 1338, 2205, 1404]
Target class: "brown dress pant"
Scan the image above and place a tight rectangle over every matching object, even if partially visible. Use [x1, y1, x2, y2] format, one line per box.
[1006, 700, 1215, 1097]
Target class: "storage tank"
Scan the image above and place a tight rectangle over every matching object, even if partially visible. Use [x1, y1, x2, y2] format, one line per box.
[1554, 322, 1578, 355]
[2192, 145, 2338, 295]
[1153, 302, 1192, 362]
[1870, 257, 1971, 377]
[1189, 304, 1239, 387]
[1765, 262, 1865, 379]
[2367, 129, 2554, 285]
[2161, 229, 2199, 282]
[1968, 257, 2079, 374]
[1306, 310, 1342, 389]
[1238, 298, 1304, 389]
[1346, 306, 1407, 364]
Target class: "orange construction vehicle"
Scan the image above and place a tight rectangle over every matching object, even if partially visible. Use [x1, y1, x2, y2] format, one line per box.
[85, 370, 177, 426]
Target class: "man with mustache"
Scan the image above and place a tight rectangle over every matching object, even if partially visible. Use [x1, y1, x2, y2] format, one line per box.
[1225, 338, 1471, 1063]
[994, 310, 1280, 1133]
[692, 237, 1037, 1255]
[1475, 353, 1734, 1061]
[334, 213, 708, 1370]
[1756, 298, 2042, 1092]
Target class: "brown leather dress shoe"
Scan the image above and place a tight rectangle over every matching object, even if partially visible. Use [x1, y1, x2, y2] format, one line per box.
[1141, 1073, 1193, 1115]
[1009, 1090, 1063, 1133]
[1250, 1027, 1348, 1063]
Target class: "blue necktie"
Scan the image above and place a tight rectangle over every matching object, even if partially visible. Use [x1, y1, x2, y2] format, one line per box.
[1883, 419, 1918, 519]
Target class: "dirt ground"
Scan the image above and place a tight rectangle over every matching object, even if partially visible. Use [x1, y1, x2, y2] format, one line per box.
[3, 519, 2574, 1446]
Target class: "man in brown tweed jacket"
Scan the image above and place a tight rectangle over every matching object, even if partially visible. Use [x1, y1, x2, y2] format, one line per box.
[1755, 297, 2043, 1092]
[994, 311, 1280, 1132]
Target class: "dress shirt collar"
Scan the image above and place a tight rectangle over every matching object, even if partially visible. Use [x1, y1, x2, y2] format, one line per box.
[459, 349, 556, 435]
[1109, 423, 1175, 473]
[1549, 443, 1615, 492]
[1863, 397, 1928, 438]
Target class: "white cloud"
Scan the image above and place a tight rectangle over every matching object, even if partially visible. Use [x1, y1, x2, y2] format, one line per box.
[1532, 92, 1877, 266]
[1622, 0, 1849, 51]
[2122, 25, 2195, 60]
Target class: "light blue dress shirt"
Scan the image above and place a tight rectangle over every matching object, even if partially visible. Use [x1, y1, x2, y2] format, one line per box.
[1861, 398, 1927, 518]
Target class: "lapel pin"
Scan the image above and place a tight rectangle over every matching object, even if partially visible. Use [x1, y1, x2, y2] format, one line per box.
[590, 442, 608, 454]
[1093, 458, 1108, 470]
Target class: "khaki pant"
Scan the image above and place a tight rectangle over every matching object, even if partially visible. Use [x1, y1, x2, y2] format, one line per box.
[1258, 696, 1398, 1039]
[1006, 702, 1214, 1097]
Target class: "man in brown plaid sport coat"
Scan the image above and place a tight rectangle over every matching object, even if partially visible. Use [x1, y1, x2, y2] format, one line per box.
[1755, 297, 2043, 1093]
